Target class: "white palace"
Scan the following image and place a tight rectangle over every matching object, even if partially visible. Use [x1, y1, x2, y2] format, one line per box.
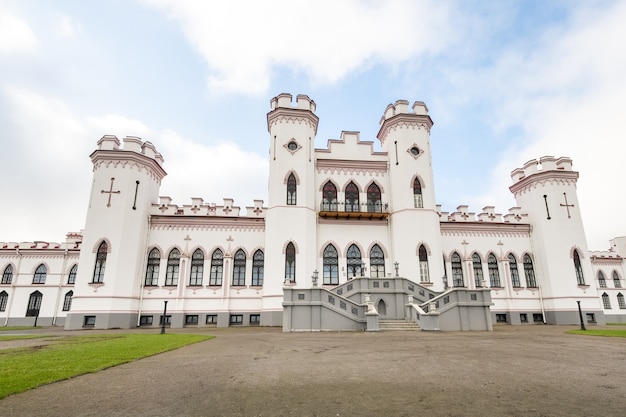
[1, 93, 625, 331]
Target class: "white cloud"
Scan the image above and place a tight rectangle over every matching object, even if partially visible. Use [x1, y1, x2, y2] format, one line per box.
[55, 15, 82, 38]
[0, 10, 37, 54]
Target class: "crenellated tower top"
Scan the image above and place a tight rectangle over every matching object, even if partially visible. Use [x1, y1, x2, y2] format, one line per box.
[267, 93, 319, 135]
[509, 156, 577, 196]
[376, 100, 433, 145]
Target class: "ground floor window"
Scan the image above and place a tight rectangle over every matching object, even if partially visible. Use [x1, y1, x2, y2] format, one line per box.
[159, 315, 171, 325]
[206, 314, 217, 324]
[185, 315, 198, 325]
[83, 316, 96, 326]
[139, 315, 153, 326]
[586, 313, 596, 323]
[230, 314, 243, 325]
[496, 313, 507, 323]
[533, 313, 543, 323]
[520, 313, 528, 323]
[250, 314, 260, 325]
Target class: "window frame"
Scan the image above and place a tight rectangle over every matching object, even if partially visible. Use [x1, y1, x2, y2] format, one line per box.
[323, 244, 339, 285]
[488, 253, 501, 287]
[33, 264, 47, 284]
[92, 241, 107, 284]
[2, 265, 13, 284]
[165, 248, 181, 286]
[232, 249, 246, 286]
[209, 249, 224, 286]
[189, 248, 204, 286]
[286, 173, 297, 205]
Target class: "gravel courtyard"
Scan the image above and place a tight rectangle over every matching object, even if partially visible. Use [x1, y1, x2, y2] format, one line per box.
[1, 325, 625, 417]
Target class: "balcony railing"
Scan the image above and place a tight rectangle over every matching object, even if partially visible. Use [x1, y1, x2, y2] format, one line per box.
[319, 201, 389, 219]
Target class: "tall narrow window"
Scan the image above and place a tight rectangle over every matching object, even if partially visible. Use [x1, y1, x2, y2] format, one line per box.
[442, 255, 449, 289]
[145, 248, 160, 286]
[602, 293, 611, 309]
[322, 181, 338, 211]
[573, 250, 584, 285]
[523, 254, 537, 287]
[617, 293, 625, 309]
[209, 249, 224, 286]
[165, 248, 180, 286]
[62, 290, 73, 311]
[508, 254, 521, 287]
[323, 244, 339, 285]
[345, 182, 360, 212]
[92, 241, 107, 283]
[370, 244, 385, 278]
[419, 245, 430, 282]
[285, 242, 296, 282]
[33, 264, 47, 284]
[346, 244, 362, 278]
[1, 265, 13, 284]
[413, 178, 423, 208]
[472, 253, 484, 287]
[189, 249, 204, 286]
[488, 253, 500, 287]
[26, 291, 42, 317]
[367, 183, 381, 213]
[252, 250, 264, 286]
[286, 173, 297, 205]
[0, 291, 8, 312]
[613, 271, 622, 288]
[451, 252, 464, 287]
[598, 271, 607, 288]
[232, 249, 246, 286]
[67, 264, 77, 284]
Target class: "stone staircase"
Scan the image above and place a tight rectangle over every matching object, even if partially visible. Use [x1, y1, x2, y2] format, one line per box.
[378, 319, 421, 331]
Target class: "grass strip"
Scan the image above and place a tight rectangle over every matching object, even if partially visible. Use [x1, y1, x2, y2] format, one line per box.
[566, 329, 626, 338]
[0, 333, 212, 399]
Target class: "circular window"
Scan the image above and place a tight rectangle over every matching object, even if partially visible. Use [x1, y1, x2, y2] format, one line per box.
[287, 141, 298, 151]
[410, 146, 420, 156]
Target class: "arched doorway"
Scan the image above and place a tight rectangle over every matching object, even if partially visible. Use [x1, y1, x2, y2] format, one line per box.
[377, 299, 387, 316]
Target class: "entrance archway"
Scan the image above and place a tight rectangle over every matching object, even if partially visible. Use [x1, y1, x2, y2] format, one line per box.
[377, 299, 387, 316]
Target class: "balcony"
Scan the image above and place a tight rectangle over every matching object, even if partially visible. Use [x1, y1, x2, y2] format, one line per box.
[319, 202, 390, 220]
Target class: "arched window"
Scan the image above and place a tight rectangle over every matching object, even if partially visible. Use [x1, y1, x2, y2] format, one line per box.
[345, 182, 359, 212]
[145, 248, 160, 286]
[419, 245, 429, 282]
[1, 265, 13, 284]
[62, 290, 73, 311]
[26, 291, 42, 317]
[252, 250, 264, 286]
[209, 249, 224, 286]
[370, 245, 385, 278]
[189, 249, 204, 286]
[232, 249, 246, 286]
[92, 241, 107, 283]
[523, 254, 537, 287]
[285, 243, 296, 282]
[33, 264, 47, 284]
[286, 173, 297, 205]
[602, 293, 611, 309]
[598, 271, 607, 288]
[322, 181, 338, 211]
[451, 252, 464, 287]
[67, 264, 77, 284]
[442, 255, 449, 289]
[488, 253, 500, 287]
[323, 245, 339, 284]
[613, 271, 622, 288]
[346, 244, 362, 278]
[413, 178, 423, 208]
[472, 253, 484, 287]
[617, 293, 625, 309]
[165, 248, 180, 286]
[367, 183, 381, 213]
[573, 250, 584, 285]
[508, 254, 521, 287]
[0, 291, 8, 312]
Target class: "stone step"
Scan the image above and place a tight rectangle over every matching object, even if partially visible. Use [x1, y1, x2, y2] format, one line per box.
[378, 319, 421, 331]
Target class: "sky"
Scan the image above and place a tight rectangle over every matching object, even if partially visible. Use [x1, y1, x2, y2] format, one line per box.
[1, 0, 625, 250]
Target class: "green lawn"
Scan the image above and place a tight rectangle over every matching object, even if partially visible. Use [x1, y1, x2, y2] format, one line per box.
[566, 329, 626, 338]
[0, 333, 213, 399]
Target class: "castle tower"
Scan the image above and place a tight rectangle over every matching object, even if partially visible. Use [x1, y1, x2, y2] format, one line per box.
[377, 100, 445, 289]
[65, 136, 166, 330]
[509, 156, 604, 324]
[263, 94, 319, 325]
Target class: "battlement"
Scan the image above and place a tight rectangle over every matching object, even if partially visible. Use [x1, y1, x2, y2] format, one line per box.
[96, 135, 165, 165]
[0, 233, 83, 251]
[510, 156, 573, 183]
[379, 99, 429, 124]
[153, 197, 266, 218]
[270, 93, 316, 113]
[439, 205, 526, 223]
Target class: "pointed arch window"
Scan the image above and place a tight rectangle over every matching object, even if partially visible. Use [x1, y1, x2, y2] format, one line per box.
[488, 253, 500, 287]
[67, 264, 77, 285]
[573, 250, 584, 285]
[323, 244, 339, 285]
[165, 248, 180, 286]
[232, 249, 246, 286]
[26, 291, 42, 317]
[370, 244, 385, 278]
[285, 243, 296, 282]
[0, 291, 8, 311]
[62, 290, 73, 311]
[419, 245, 430, 283]
[413, 178, 423, 208]
[1, 265, 13, 284]
[523, 254, 537, 288]
[508, 254, 521, 287]
[472, 253, 484, 287]
[209, 249, 224, 286]
[189, 249, 204, 286]
[617, 293, 625, 309]
[346, 244, 362, 278]
[602, 293, 611, 309]
[598, 271, 607, 288]
[345, 182, 360, 212]
[92, 241, 107, 283]
[252, 250, 264, 286]
[367, 183, 381, 213]
[322, 181, 338, 211]
[145, 248, 160, 286]
[287, 173, 297, 205]
[613, 271, 622, 288]
[33, 264, 47, 284]
[451, 252, 464, 287]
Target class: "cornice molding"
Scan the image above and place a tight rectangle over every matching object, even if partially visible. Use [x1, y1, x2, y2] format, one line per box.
[316, 159, 388, 176]
[509, 170, 578, 195]
[267, 108, 319, 135]
[440, 221, 531, 238]
[377, 114, 433, 145]
[91, 150, 167, 183]
[151, 215, 265, 232]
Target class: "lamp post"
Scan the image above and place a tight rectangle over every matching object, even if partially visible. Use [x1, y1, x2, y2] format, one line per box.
[576, 300, 586, 331]
[312, 270, 319, 286]
[160, 300, 168, 334]
[394, 261, 399, 277]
